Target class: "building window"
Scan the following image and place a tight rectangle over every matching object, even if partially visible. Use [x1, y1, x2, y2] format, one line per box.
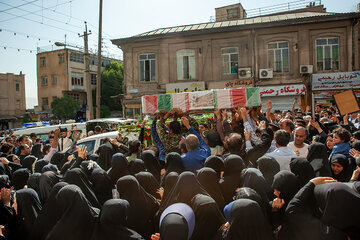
[90, 57, 97, 65]
[59, 54, 64, 63]
[177, 49, 196, 80]
[52, 75, 57, 84]
[267, 41, 290, 73]
[227, 8, 239, 20]
[16, 100, 20, 109]
[42, 97, 49, 106]
[71, 72, 84, 86]
[139, 54, 156, 82]
[52, 96, 57, 101]
[41, 76, 48, 86]
[221, 47, 239, 74]
[91, 74, 97, 85]
[40, 57, 46, 66]
[70, 52, 84, 63]
[316, 38, 340, 71]
[15, 83, 20, 92]
[68, 94, 80, 101]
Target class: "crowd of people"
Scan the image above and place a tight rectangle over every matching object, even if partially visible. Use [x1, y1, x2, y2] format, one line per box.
[0, 99, 360, 240]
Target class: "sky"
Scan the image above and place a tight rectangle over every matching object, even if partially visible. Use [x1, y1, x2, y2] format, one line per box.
[0, 0, 358, 109]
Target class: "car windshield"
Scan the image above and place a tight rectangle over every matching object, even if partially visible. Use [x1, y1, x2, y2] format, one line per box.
[77, 140, 95, 154]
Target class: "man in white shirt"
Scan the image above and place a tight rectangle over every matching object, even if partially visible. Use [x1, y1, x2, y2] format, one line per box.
[266, 129, 297, 171]
[58, 128, 73, 152]
[287, 127, 309, 158]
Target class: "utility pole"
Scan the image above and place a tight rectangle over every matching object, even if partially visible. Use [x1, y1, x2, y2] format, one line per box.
[79, 21, 93, 120]
[96, 0, 103, 119]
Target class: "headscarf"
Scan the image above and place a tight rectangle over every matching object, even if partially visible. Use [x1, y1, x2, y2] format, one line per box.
[330, 154, 352, 182]
[128, 159, 146, 175]
[314, 182, 360, 239]
[290, 157, 316, 187]
[27, 172, 41, 196]
[90, 168, 113, 206]
[196, 167, 226, 211]
[164, 152, 184, 178]
[92, 199, 145, 240]
[141, 150, 161, 183]
[257, 156, 280, 194]
[159, 203, 195, 240]
[30, 182, 69, 240]
[162, 172, 179, 204]
[234, 187, 268, 218]
[42, 164, 59, 174]
[63, 168, 100, 208]
[88, 153, 99, 162]
[22, 155, 37, 173]
[34, 159, 49, 173]
[50, 152, 67, 170]
[39, 171, 60, 205]
[116, 175, 159, 239]
[0, 174, 10, 189]
[11, 168, 30, 190]
[307, 142, 332, 177]
[240, 168, 270, 212]
[97, 142, 116, 171]
[15, 188, 42, 238]
[220, 154, 245, 204]
[107, 153, 129, 185]
[204, 155, 224, 179]
[31, 143, 44, 159]
[224, 199, 273, 240]
[272, 171, 300, 206]
[46, 184, 99, 240]
[135, 171, 161, 199]
[190, 194, 226, 240]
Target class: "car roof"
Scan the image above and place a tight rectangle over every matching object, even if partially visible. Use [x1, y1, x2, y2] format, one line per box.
[77, 131, 119, 143]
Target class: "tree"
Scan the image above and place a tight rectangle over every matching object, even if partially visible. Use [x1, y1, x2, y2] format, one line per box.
[51, 95, 81, 122]
[100, 62, 124, 111]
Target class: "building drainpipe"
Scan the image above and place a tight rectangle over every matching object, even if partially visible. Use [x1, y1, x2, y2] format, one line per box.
[352, 19, 360, 71]
[251, 29, 257, 87]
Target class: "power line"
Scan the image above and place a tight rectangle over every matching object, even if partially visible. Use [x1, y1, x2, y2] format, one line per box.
[0, 27, 57, 43]
[0, 0, 39, 13]
[0, 45, 36, 53]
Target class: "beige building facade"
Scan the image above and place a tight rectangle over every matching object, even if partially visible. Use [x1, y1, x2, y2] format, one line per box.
[0, 72, 26, 129]
[112, 3, 360, 116]
[36, 48, 120, 120]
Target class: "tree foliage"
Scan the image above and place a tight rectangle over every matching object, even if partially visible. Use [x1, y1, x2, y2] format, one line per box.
[100, 62, 124, 111]
[51, 95, 81, 122]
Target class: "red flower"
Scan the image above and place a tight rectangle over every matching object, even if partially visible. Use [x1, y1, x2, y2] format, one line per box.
[209, 117, 213, 121]
[167, 122, 170, 126]
[129, 126, 133, 129]
[147, 128, 150, 130]
[137, 124, 141, 128]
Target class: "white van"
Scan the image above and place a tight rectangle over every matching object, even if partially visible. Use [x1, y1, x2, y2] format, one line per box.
[13, 123, 86, 141]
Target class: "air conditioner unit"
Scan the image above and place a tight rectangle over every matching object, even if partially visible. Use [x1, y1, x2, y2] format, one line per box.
[300, 65, 313, 74]
[259, 69, 273, 79]
[238, 67, 252, 79]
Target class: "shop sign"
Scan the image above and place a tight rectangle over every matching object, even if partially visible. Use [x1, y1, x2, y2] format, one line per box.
[207, 80, 253, 89]
[313, 90, 360, 99]
[312, 71, 360, 90]
[259, 84, 306, 97]
[166, 82, 205, 93]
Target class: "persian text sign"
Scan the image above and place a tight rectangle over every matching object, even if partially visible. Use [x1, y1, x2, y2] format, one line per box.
[312, 71, 360, 90]
[166, 82, 205, 93]
[207, 80, 253, 89]
[259, 84, 306, 97]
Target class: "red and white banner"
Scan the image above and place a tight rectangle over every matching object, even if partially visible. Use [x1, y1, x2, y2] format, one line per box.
[259, 84, 306, 97]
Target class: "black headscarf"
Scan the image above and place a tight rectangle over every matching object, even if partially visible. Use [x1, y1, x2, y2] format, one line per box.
[88, 153, 99, 162]
[257, 156, 280, 194]
[30, 182, 69, 240]
[90, 168, 113, 206]
[128, 159, 146, 175]
[27, 172, 41, 196]
[0, 174, 10, 188]
[31, 143, 44, 159]
[141, 150, 161, 183]
[314, 182, 360, 239]
[46, 184, 99, 240]
[39, 171, 60, 205]
[22, 155, 37, 173]
[91, 199, 145, 240]
[116, 175, 159, 239]
[234, 187, 268, 218]
[42, 164, 59, 174]
[63, 168, 100, 208]
[34, 159, 49, 173]
[204, 155, 224, 179]
[290, 157, 316, 187]
[50, 152, 67, 170]
[307, 142, 332, 177]
[272, 171, 300, 206]
[135, 171, 161, 199]
[107, 153, 129, 185]
[15, 188, 42, 239]
[97, 142, 116, 171]
[307, 142, 329, 163]
[196, 167, 226, 211]
[162, 172, 179, 204]
[240, 168, 270, 212]
[11, 168, 30, 190]
[224, 199, 273, 240]
[163, 152, 184, 179]
[220, 154, 245, 204]
[190, 194, 226, 240]
[330, 154, 352, 182]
